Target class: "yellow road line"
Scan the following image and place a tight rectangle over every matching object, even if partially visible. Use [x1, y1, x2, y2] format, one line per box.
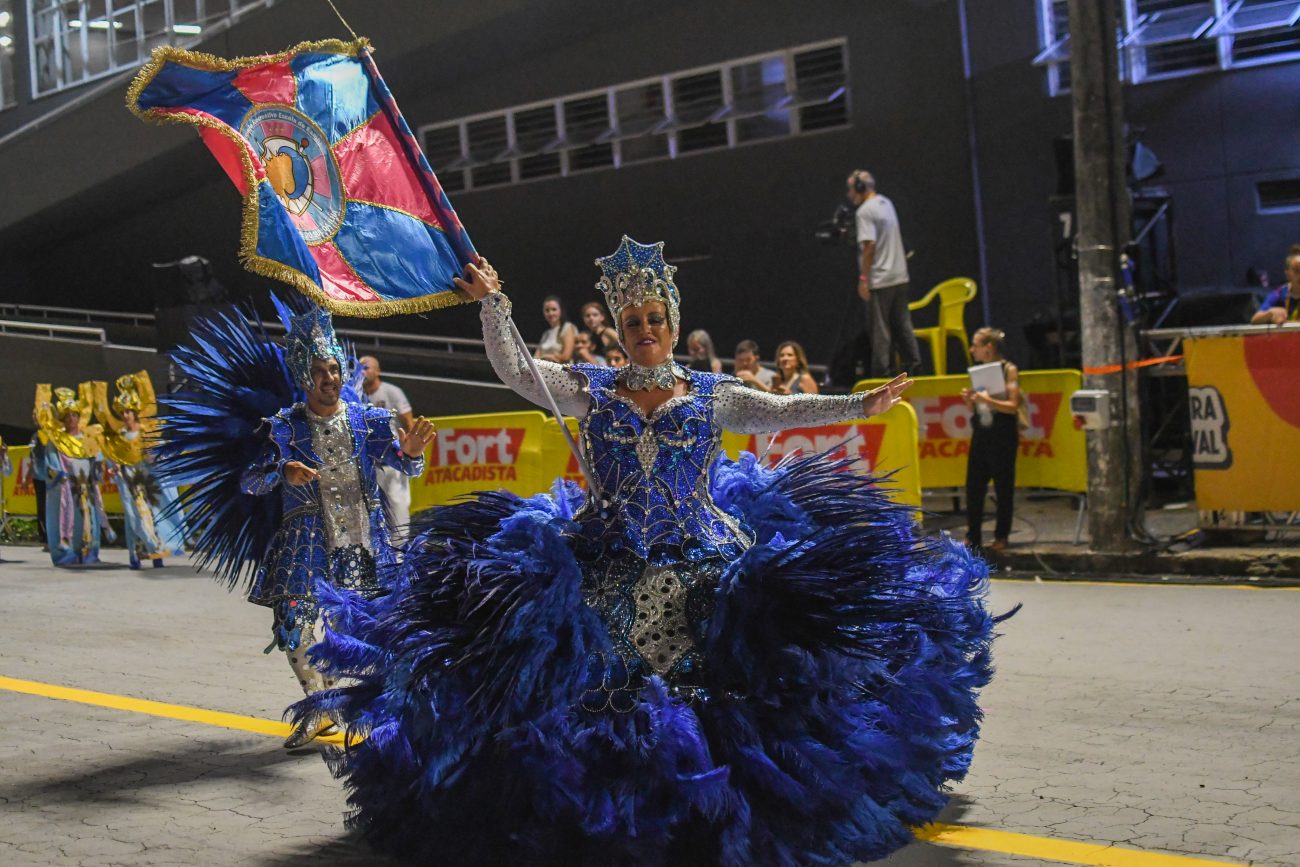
[0, 674, 344, 745]
[991, 577, 1300, 591]
[915, 823, 1243, 866]
[0, 675, 1247, 867]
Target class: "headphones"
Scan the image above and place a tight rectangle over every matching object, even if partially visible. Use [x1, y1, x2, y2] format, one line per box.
[851, 171, 873, 195]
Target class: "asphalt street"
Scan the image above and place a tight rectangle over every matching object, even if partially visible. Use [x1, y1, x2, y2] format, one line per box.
[0, 546, 1295, 866]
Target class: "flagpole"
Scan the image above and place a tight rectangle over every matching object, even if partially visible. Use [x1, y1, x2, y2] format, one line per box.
[504, 318, 602, 502]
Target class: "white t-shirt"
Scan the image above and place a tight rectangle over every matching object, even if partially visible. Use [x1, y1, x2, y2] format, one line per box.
[743, 366, 777, 389]
[365, 381, 412, 434]
[854, 194, 910, 289]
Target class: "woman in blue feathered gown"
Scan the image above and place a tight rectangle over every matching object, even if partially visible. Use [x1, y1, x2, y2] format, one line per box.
[298, 238, 1008, 866]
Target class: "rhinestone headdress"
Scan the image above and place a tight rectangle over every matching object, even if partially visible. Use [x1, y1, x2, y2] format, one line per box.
[285, 306, 348, 388]
[52, 387, 80, 420]
[595, 236, 681, 340]
[112, 374, 143, 415]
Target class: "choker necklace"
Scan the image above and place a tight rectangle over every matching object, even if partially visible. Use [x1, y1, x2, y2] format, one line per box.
[618, 359, 687, 391]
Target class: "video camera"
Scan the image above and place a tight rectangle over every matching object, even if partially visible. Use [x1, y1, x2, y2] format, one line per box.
[815, 202, 856, 246]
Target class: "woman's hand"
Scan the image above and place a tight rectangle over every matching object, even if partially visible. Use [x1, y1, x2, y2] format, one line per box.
[283, 461, 319, 486]
[399, 417, 437, 458]
[862, 373, 912, 417]
[452, 257, 502, 301]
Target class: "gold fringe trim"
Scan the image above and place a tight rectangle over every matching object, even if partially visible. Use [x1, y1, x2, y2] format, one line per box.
[126, 36, 471, 319]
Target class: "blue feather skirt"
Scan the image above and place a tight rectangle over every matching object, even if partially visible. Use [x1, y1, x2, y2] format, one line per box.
[295, 453, 1006, 866]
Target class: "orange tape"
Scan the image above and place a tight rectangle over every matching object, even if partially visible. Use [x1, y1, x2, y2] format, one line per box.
[1083, 354, 1183, 375]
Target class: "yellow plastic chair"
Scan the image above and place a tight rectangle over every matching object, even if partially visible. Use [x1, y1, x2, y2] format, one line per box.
[908, 277, 977, 375]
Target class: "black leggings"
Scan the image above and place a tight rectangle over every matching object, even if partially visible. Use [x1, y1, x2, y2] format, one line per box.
[966, 414, 1019, 545]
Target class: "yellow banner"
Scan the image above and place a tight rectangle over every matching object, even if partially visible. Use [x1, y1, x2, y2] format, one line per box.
[2, 445, 125, 516]
[410, 411, 550, 512]
[1184, 331, 1300, 511]
[852, 370, 1087, 493]
[410, 407, 921, 512]
[719, 402, 922, 508]
[542, 417, 589, 492]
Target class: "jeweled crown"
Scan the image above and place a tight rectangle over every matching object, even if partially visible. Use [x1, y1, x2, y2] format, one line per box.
[112, 374, 143, 415]
[595, 236, 681, 338]
[285, 306, 348, 387]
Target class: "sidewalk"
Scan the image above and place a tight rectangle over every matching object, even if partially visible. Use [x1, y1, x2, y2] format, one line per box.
[920, 492, 1300, 585]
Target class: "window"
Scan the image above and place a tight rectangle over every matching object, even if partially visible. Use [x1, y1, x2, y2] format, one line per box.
[792, 44, 849, 131]
[672, 70, 728, 153]
[1035, 0, 1300, 93]
[562, 93, 614, 172]
[614, 81, 669, 163]
[423, 123, 466, 194]
[418, 39, 850, 193]
[1258, 177, 1300, 211]
[26, 0, 278, 98]
[1, 0, 15, 109]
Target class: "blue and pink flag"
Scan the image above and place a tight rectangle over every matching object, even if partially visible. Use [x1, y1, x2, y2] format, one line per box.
[129, 39, 475, 317]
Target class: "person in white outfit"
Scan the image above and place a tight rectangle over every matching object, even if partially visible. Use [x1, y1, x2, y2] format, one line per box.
[359, 356, 416, 542]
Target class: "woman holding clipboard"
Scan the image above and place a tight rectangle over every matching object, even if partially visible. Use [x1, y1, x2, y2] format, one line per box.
[961, 327, 1023, 552]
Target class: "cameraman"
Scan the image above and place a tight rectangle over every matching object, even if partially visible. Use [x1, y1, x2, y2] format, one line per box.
[847, 170, 921, 377]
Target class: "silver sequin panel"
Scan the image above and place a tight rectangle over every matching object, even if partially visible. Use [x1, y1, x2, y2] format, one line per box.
[306, 408, 371, 552]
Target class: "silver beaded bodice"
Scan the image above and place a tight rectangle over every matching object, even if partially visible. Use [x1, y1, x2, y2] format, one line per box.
[306, 407, 371, 552]
[571, 364, 747, 564]
[479, 291, 870, 689]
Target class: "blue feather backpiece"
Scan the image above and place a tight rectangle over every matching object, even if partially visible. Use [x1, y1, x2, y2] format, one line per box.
[294, 454, 1012, 866]
[153, 302, 301, 590]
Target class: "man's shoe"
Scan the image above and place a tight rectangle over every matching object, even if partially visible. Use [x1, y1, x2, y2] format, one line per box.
[283, 718, 338, 749]
[986, 539, 1009, 553]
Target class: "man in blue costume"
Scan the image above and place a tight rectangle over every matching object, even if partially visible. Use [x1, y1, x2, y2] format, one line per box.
[241, 307, 434, 748]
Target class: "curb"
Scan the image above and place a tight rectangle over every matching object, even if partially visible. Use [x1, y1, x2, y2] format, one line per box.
[990, 544, 1300, 586]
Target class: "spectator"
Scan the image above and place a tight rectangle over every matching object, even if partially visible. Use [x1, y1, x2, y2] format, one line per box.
[536, 296, 578, 363]
[734, 339, 776, 391]
[1250, 246, 1300, 324]
[773, 341, 819, 395]
[686, 329, 723, 373]
[360, 355, 416, 540]
[27, 410, 47, 548]
[573, 330, 607, 366]
[960, 327, 1022, 553]
[606, 345, 629, 368]
[581, 301, 621, 353]
[847, 169, 921, 376]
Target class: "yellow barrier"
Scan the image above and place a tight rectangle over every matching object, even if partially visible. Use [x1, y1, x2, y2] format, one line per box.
[1184, 331, 1300, 512]
[409, 411, 551, 512]
[2, 444, 127, 516]
[4, 405, 926, 519]
[719, 401, 923, 508]
[852, 370, 1087, 493]
[414, 405, 923, 511]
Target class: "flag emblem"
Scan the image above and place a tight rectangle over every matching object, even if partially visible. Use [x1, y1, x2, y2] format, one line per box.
[242, 105, 344, 238]
[128, 39, 476, 317]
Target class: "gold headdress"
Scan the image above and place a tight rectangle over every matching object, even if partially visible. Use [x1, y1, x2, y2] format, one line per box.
[92, 371, 158, 465]
[34, 383, 99, 458]
[113, 374, 144, 415]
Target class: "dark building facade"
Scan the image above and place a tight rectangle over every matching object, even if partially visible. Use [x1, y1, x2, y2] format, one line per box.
[1, 0, 1297, 373]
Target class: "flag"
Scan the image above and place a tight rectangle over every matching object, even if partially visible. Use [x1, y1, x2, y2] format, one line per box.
[128, 39, 476, 318]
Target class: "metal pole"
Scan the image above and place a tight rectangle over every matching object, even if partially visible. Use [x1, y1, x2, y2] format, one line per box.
[1068, 0, 1143, 551]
